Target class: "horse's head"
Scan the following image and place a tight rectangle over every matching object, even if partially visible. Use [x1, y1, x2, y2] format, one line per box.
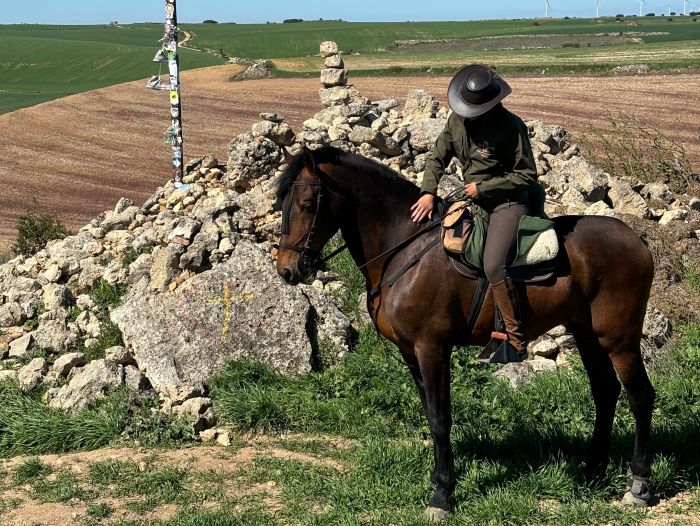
[275, 147, 340, 285]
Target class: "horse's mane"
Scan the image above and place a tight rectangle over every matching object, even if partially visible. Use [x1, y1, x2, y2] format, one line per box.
[274, 146, 417, 208]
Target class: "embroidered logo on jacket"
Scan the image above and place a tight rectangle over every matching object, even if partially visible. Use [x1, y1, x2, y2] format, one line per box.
[475, 140, 496, 158]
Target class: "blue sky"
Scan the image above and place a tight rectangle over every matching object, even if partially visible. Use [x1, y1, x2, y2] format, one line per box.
[1, 0, 697, 25]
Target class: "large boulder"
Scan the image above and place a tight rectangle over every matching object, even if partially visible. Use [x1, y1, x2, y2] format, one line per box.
[608, 179, 650, 218]
[111, 241, 351, 399]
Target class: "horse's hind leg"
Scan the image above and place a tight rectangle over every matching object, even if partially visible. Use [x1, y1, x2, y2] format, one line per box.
[607, 343, 655, 506]
[571, 325, 621, 480]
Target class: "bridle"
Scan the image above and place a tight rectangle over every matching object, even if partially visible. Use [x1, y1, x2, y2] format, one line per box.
[277, 179, 327, 270]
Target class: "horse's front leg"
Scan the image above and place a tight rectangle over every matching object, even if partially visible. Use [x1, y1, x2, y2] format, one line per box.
[416, 342, 455, 522]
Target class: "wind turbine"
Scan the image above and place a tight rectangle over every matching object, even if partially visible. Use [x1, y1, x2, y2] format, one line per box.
[596, 0, 600, 18]
[639, 0, 645, 16]
[545, 0, 551, 18]
[683, 0, 688, 15]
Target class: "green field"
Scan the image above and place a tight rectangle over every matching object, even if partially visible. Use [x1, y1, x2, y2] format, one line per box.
[0, 24, 224, 114]
[1, 16, 699, 114]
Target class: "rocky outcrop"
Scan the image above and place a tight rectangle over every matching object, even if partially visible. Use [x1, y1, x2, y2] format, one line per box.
[111, 241, 350, 402]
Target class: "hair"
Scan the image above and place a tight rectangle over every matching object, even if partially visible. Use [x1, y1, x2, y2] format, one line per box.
[274, 146, 412, 209]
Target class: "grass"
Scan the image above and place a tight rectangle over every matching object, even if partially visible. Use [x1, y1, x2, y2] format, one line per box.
[1, 320, 699, 524]
[0, 24, 223, 114]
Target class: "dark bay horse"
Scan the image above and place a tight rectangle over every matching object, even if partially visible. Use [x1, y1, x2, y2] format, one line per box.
[275, 146, 655, 520]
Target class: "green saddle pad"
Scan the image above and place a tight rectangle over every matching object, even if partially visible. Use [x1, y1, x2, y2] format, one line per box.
[462, 212, 558, 270]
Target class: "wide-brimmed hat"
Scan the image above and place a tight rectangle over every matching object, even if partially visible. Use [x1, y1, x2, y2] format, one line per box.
[447, 64, 512, 119]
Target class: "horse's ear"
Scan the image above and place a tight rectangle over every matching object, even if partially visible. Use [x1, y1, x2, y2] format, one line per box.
[281, 147, 295, 165]
[302, 146, 317, 174]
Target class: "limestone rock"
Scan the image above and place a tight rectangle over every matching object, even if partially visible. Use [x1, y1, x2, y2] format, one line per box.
[8, 333, 34, 358]
[324, 55, 344, 68]
[319, 41, 339, 57]
[608, 179, 650, 218]
[111, 241, 350, 398]
[402, 90, 438, 121]
[408, 118, 446, 152]
[47, 359, 124, 411]
[52, 352, 87, 378]
[226, 133, 281, 191]
[18, 358, 48, 391]
[43, 284, 72, 311]
[493, 358, 557, 389]
[149, 244, 184, 292]
[659, 208, 688, 226]
[642, 305, 671, 347]
[320, 68, 347, 88]
[531, 338, 559, 358]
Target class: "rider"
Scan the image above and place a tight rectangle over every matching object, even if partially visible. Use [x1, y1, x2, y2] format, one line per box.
[409, 64, 538, 357]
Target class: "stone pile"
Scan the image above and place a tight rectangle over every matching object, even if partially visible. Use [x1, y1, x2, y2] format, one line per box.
[1, 39, 698, 423]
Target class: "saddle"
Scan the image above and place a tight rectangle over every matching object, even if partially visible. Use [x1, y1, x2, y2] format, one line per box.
[440, 200, 560, 284]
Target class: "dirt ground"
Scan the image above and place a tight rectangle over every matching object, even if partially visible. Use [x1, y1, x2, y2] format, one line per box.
[0, 64, 698, 251]
[1, 437, 698, 526]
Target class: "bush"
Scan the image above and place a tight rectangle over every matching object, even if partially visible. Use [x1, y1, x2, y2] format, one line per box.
[12, 206, 68, 256]
[562, 42, 581, 48]
[283, 18, 303, 24]
[202, 19, 218, 24]
[616, 13, 625, 17]
[582, 111, 697, 193]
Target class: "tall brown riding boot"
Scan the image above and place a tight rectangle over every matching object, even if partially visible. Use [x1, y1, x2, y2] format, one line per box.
[491, 277, 527, 355]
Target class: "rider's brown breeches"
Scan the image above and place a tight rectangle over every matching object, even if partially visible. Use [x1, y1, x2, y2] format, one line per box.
[483, 202, 529, 283]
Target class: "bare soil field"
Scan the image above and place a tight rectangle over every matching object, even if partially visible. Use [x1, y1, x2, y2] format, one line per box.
[0, 64, 698, 251]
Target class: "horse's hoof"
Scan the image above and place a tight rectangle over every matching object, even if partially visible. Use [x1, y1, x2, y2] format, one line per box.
[620, 490, 649, 507]
[423, 506, 449, 523]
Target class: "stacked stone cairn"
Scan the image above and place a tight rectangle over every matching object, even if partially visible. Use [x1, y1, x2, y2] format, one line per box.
[1, 40, 698, 431]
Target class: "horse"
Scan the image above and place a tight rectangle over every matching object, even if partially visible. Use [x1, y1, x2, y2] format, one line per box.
[274, 145, 655, 521]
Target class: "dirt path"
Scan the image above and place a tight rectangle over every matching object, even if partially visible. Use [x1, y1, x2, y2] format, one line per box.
[0, 66, 698, 251]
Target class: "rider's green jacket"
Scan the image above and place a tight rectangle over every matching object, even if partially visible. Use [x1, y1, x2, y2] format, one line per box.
[421, 104, 539, 213]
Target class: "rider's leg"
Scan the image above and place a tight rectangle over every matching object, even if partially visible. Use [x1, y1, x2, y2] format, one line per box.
[483, 202, 529, 354]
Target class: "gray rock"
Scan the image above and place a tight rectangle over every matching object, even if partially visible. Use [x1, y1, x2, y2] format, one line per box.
[640, 182, 673, 204]
[554, 335, 578, 354]
[269, 122, 296, 147]
[0, 302, 24, 328]
[319, 41, 339, 57]
[260, 112, 284, 123]
[149, 244, 184, 292]
[18, 358, 48, 391]
[124, 365, 149, 392]
[642, 305, 671, 347]
[47, 359, 124, 411]
[658, 208, 688, 226]
[111, 241, 351, 399]
[402, 89, 438, 121]
[105, 346, 136, 366]
[408, 118, 446, 152]
[324, 54, 344, 69]
[172, 397, 214, 431]
[493, 358, 557, 389]
[531, 338, 559, 358]
[75, 310, 101, 338]
[560, 188, 589, 214]
[320, 68, 347, 88]
[42, 284, 72, 311]
[8, 333, 34, 358]
[372, 99, 399, 113]
[226, 133, 281, 191]
[52, 352, 87, 377]
[236, 60, 273, 80]
[101, 206, 139, 234]
[34, 318, 76, 351]
[201, 153, 219, 170]
[608, 179, 650, 218]
[348, 126, 379, 146]
[561, 158, 608, 202]
[584, 201, 618, 217]
[251, 120, 276, 138]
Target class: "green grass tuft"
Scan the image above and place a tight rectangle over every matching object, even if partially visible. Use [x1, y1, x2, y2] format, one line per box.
[12, 458, 53, 484]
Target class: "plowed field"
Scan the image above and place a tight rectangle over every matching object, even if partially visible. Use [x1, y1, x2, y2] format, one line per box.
[0, 64, 698, 251]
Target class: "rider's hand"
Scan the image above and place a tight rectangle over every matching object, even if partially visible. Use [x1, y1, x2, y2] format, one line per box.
[465, 183, 478, 199]
[410, 193, 435, 223]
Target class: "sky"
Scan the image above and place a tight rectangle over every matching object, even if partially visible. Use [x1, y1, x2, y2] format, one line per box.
[1, 0, 697, 25]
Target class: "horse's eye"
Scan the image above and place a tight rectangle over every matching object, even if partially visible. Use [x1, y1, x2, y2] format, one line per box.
[301, 203, 315, 213]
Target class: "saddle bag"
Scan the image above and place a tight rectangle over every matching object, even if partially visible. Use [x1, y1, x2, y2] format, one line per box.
[442, 201, 473, 255]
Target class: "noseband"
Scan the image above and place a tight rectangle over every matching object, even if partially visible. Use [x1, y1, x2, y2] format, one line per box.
[278, 179, 324, 269]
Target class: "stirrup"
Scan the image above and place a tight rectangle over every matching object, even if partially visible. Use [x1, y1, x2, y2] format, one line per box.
[476, 332, 525, 364]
